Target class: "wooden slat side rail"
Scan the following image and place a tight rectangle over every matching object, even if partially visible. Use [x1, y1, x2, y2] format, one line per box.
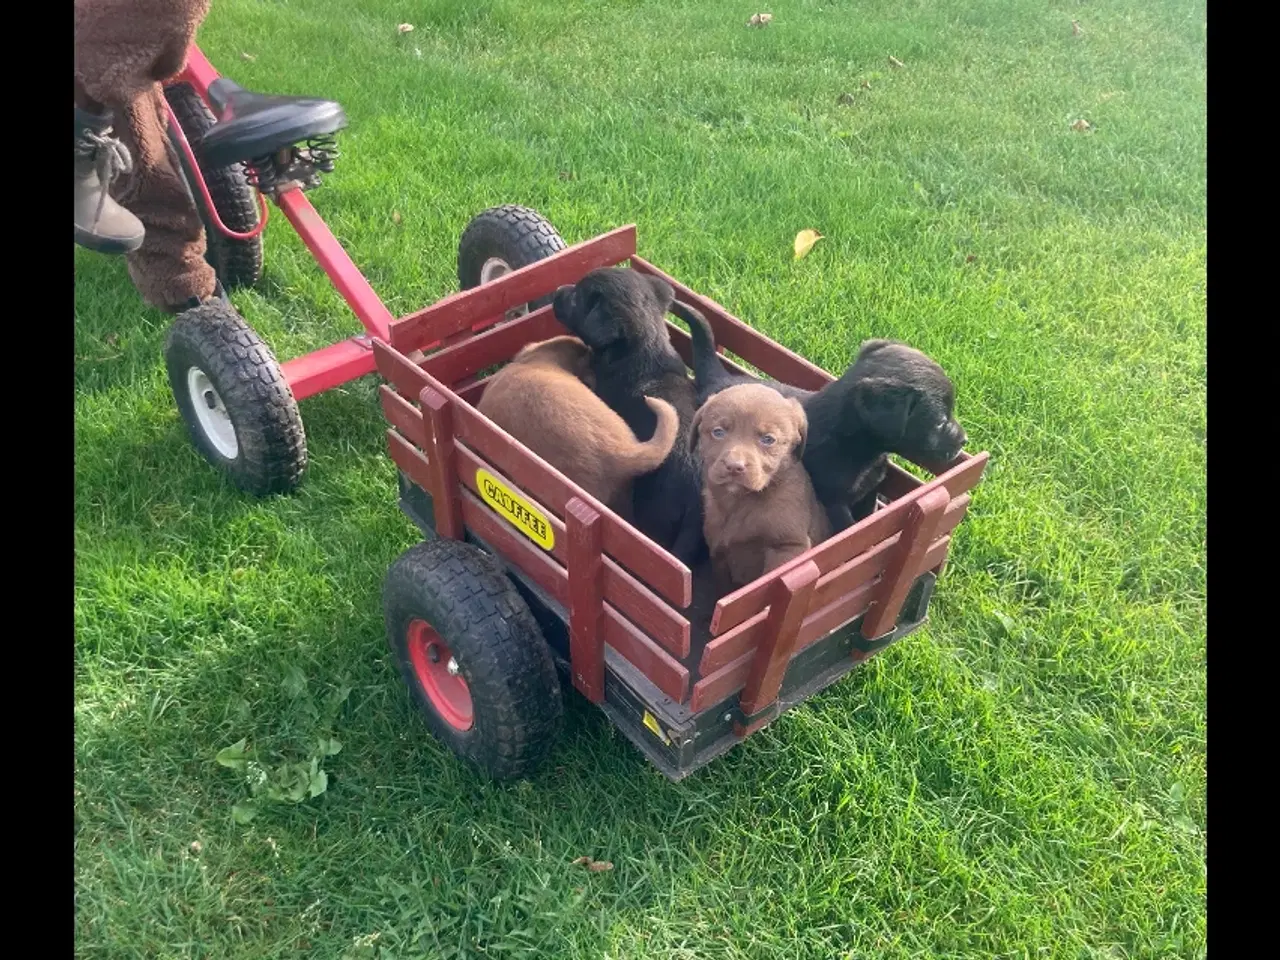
[803, 494, 966, 612]
[457, 489, 690, 702]
[860, 487, 951, 639]
[690, 652, 754, 713]
[421, 387, 464, 539]
[689, 537, 951, 711]
[738, 561, 821, 721]
[710, 452, 988, 634]
[566, 498, 607, 703]
[386, 430, 434, 496]
[602, 609, 691, 704]
[379, 385, 428, 449]
[700, 533, 952, 676]
[390, 226, 637, 351]
[456, 377, 489, 406]
[373, 337, 432, 399]
[881, 463, 924, 501]
[630, 255, 834, 391]
[420, 305, 566, 388]
[448, 392, 692, 607]
[452, 445, 690, 656]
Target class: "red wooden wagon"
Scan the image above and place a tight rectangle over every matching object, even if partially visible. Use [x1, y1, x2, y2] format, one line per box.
[151, 48, 988, 780]
[373, 223, 989, 781]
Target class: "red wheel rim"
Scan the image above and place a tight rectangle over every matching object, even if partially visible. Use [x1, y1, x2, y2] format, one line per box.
[406, 619, 474, 731]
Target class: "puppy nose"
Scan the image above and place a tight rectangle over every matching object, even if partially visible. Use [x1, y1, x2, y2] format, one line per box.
[723, 457, 746, 475]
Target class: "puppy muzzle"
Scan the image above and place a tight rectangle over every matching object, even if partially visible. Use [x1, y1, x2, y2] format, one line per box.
[709, 456, 767, 492]
[552, 284, 575, 320]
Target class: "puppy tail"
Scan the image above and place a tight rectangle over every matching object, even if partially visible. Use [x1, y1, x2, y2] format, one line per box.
[668, 301, 727, 395]
[623, 397, 680, 473]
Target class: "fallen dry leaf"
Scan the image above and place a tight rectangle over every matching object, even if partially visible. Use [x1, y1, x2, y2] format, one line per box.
[836, 92, 856, 106]
[793, 229, 823, 261]
[1072, 20, 1082, 37]
[965, 254, 977, 263]
[747, 13, 773, 27]
[571, 856, 614, 872]
[888, 55, 904, 68]
[397, 23, 414, 34]
[558, 169, 576, 181]
[861, 79, 872, 90]
[1070, 118, 1093, 132]
[391, 210, 402, 224]
[240, 52, 256, 62]
[189, 840, 203, 855]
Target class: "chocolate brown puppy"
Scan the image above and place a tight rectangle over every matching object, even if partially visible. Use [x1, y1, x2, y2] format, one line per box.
[691, 384, 832, 591]
[673, 301, 966, 531]
[552, 268, 704, 564]
[478, 336, 679, 513]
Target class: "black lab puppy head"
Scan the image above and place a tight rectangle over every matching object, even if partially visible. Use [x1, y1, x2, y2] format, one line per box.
[552, 268, 675, 354]
[843, 339, 967, 465]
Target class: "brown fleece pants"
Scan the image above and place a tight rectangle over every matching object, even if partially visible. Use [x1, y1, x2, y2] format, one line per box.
[74, 0, 216, 309]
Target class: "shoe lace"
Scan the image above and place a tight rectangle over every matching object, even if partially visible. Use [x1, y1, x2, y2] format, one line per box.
[77, 128, 134, 227]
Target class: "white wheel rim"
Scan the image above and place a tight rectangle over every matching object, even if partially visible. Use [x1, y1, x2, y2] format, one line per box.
[479, 257, 530, 320]
[186, 367, 239, 460]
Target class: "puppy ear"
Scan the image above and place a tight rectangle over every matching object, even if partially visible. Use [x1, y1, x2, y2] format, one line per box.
[851, 378, 918, 443]
[645, 274, 675, 308]
[788, 398, 808, 460]
[856, 339, 893, 359]
[688, 405, 704, 456]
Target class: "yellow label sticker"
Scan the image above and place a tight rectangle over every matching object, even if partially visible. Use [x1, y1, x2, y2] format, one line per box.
[475, 468, 555, 551]
[642, 710, 671, 745]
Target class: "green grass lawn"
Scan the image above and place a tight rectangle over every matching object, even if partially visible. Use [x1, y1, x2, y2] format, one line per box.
[74, 1, 1206, 957]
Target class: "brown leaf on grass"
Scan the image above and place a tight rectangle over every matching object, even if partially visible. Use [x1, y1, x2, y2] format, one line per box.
[793, 229, 823, 260]
[391, 210, 402, 224]
[836, 92, 856, 106]
[1072, 20, 1082, 37]
[1070, 118, 1094, 132]
[571, 856, 614, 872]
[747, 13, 773, 27]
[240, 52, 257, 62]
[397, 23, 415, 34]
[965, 254, 977, 263]
[861, 79, 872, 90]
[888, 55, 904, 68]
[558, 169, 576, 181]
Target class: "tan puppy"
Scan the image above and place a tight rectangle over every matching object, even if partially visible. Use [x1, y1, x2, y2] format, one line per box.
[691, 384, 833, 591]
[478, 336, 678, 513]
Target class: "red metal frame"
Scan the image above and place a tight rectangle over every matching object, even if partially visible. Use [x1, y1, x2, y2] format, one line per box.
[170, 45, 396, 403]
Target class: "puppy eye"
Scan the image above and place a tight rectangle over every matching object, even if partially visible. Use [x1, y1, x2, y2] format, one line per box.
[711, 427, 727, 440]
[760, 434, 776, 446]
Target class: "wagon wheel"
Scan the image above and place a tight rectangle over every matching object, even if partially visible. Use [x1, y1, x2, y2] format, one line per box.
[164, 300, 307, 496]
[383, 538, 563, 781]
[164, 82, 265, 290]
[457, 205, 567, 321]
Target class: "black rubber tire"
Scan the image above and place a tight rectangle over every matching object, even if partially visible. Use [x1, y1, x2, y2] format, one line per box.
[384, 539, 563, 781]
[164, 83, 265, 290]
[457, 205, 567, 313]
[164, 300, 307, 496]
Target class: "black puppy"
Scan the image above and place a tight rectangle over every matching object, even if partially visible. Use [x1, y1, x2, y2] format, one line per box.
[552, 269, 705, 565]
[673, 302, 966, 532]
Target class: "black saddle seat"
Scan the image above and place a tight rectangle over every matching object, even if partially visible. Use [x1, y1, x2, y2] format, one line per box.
[198, 79, 347, 168]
